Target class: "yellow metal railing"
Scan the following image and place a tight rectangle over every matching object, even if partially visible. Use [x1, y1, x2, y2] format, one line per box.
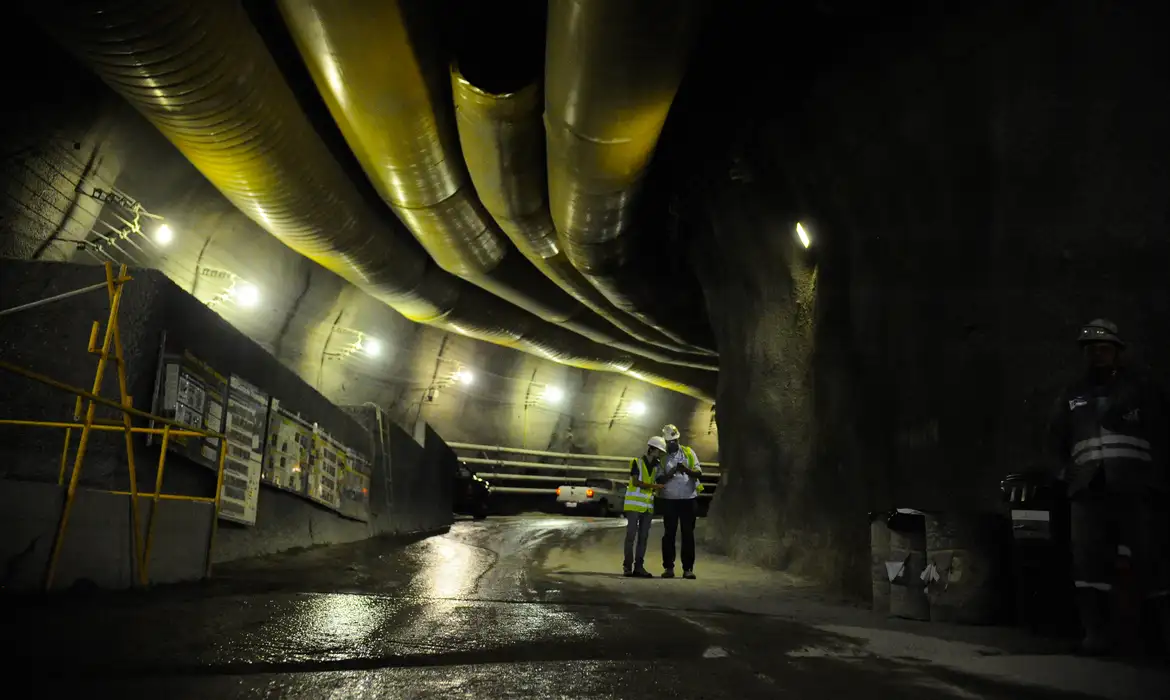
[0, 263, 227, 590]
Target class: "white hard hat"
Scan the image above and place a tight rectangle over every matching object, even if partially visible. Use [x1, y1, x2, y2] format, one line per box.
[1079, 319, 1124, 347]
[647, 435, 667, 452]
[662, 424, 681, 441]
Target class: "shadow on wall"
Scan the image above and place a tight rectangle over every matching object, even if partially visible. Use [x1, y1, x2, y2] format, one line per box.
[683, 0, 1170, 595]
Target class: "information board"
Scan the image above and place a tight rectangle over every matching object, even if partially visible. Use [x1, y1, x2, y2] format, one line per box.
[218, 375, 269, 525]
[338, 449, 372, 522]
[153, 350, 228, 471]
[262, 400, 312, 496]
[308, 430, 344, 510]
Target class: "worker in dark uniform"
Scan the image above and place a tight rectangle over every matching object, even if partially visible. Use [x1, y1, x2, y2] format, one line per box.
[1047, 319, 1169, 655]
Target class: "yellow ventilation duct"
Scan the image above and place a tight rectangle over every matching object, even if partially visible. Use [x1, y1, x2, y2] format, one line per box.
[31, 0, 716, 400]
[275, 0, 715, 371]
[545, 0, 711, 349]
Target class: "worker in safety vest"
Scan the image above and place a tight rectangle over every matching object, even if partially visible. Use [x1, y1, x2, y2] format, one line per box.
[656, 423, 703, 579]
[624, 435, 667, 577]
[1047, 319, 1170, 656]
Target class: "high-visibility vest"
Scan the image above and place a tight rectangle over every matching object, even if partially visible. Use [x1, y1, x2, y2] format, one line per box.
[667, 446, 704, 497]
[624, 457, 655, 513]
[681, 446, 705, 493]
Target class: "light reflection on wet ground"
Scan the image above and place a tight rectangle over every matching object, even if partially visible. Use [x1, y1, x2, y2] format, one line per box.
[2, 516, 1164, 699]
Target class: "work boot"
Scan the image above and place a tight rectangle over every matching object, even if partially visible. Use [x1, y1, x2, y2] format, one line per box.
[634, 568, 654, 579]
[683, 570, 697, 580]
[662, 568, 675, 579]
[623, 562, 633, 577]
[1076, 589, 1112, 656]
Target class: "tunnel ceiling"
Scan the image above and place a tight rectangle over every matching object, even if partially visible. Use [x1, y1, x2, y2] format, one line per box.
[0, 1, 724, 461]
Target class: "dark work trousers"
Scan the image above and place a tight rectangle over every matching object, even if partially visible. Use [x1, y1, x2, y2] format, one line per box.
[1070, 487, 1169, 598]
[660, 498, 697, 571]
[623, 511, 653, 571]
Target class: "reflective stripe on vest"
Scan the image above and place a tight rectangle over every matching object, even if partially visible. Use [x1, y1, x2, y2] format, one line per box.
[624, 457, 655, 512]
[1071, 432, 1151, 465]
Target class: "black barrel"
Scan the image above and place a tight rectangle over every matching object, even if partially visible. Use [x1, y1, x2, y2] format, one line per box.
[1001, 472, 1076, 635]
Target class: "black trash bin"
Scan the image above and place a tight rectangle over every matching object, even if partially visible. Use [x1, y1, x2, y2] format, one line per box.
[1001, 472, 1076, 635]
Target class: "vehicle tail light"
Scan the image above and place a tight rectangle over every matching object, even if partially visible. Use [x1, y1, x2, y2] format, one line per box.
[586, 488, 594, 498]
[556, 487, 561, 496]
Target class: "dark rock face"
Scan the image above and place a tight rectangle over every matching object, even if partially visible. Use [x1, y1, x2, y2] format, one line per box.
[688, 0, 1169, 594]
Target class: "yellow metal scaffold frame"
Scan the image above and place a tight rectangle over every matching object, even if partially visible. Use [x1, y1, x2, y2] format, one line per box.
[0, 263, 227, 590]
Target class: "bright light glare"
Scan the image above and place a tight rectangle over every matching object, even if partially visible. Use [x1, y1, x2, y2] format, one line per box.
[155, 224, 174, 246]
[796, 222, 812, 249]
[455, 369, 474, 385]
[234, 282, 260, 308]
[364, 338, 382, 357]
[629, 400, 647, 416]
[543, 385, 565, 404]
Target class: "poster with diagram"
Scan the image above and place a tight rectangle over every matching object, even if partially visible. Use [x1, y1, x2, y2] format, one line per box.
[151, 348, 228, 471]
[262, 399, 312, 496]
[218, 374, 269, 525]
[308, 430, 344, 510]
[338, 448, 372, 522]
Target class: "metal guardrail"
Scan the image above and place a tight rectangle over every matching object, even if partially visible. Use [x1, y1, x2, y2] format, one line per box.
[458, 456, 721, 480]
[0, 264, 226, 590]
[449, 441, 720, 469]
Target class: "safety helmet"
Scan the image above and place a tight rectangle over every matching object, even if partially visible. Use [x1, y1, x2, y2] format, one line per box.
[662, 424, 681, 441]
[1078, 319, 1124, 348]
[647, 435, 667, 452]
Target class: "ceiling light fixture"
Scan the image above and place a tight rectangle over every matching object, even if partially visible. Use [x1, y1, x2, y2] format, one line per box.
[796, 222, 812, 249]
[543, 386, 565, 404]
[154, 223, 174, 246]
[234, 282, 260, 308]
[455, 369, 474, 386]
[629, 400, 647, 417]
[364, 338, 382, 357]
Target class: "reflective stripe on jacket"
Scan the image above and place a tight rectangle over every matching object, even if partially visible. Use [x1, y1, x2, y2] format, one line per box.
[624, 457, 655, 513]
[1049, 370, 1166, 496]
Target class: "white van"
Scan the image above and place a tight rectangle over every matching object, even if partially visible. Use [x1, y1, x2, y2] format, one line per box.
[555, 477, 626, 516]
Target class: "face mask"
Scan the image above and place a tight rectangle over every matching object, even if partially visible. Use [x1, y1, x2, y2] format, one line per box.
[666, 441, 679, 454]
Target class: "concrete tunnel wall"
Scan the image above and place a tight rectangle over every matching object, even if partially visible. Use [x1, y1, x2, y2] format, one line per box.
[0, 9, 719, 476]
[678, 0, 1169, 594]
[0, 261, 453, 590]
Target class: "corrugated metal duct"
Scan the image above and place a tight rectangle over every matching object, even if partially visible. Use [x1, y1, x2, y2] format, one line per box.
[31, 0, 716, 400]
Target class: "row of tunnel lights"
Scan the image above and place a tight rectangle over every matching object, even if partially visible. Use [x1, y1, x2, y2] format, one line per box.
[155, 220, 814, 306]
[151, 220, 709, 417]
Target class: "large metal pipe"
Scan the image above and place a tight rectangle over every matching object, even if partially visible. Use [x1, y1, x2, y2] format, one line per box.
[30, 0, 716, 400]
[450, 68, 707, 358]
[275, 0, 714, 371]
[545, 0, 711, 349]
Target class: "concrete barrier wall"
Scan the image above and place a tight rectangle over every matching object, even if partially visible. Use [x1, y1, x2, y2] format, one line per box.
[0, 260, 452, 590]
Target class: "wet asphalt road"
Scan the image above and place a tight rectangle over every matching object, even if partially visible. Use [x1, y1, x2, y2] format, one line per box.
[2, 515, 1166, 698]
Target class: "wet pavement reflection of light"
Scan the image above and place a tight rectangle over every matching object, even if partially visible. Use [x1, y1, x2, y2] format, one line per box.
[423, 537, 481, 599]
[14, 516, 1167, 699]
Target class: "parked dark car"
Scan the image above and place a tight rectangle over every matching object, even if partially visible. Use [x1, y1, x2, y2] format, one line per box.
[453, 464, 490, 519]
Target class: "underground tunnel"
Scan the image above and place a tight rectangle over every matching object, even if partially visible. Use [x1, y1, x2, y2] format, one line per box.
[1, 0, 1168, 696]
